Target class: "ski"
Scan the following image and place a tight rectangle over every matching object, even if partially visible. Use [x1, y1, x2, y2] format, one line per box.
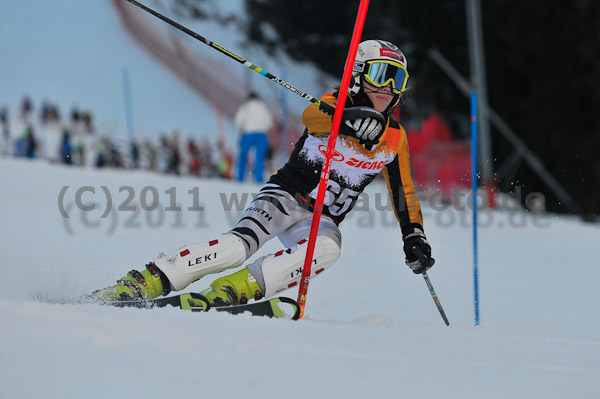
[213, 296, 300, 320]
[59, 293, 300, 320]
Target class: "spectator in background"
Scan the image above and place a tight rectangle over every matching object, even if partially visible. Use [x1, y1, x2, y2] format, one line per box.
[130, 141, 139, 169]
[157, 134, 169, 172]
[233, 91, 273, 182]
[20, 95, 33, 123]
[95, 137, 124, 168]
[69, 106, 84, 165]
[217, 152, 233, 180]
[73, 133, 85, 166]
[199, 136, 215, 177]
[71, 106, 80, 127]
[217, 135, 233, 180]
[0, 106, 10, 155]
[143, 139, 157, 171]
[24, 124, 37, 158]
[60, 128, 72, 165]
[95, 137, 108, 168]
[108, 139, 124, 168]
[188, 138, 201, 176]
[81, 109, 95, 135]
[38, 100, 61, 126]
[40, 100, 51, 126]
[167, 131, 181, 175]
[49, 104, 61, 124]
[39, 101, 61, 126]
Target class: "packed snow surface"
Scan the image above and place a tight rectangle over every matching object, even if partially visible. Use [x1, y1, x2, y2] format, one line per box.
[1, 157, 599, 398]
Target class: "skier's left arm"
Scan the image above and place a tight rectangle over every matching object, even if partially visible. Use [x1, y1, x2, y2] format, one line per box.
[382, 128, 435, 274]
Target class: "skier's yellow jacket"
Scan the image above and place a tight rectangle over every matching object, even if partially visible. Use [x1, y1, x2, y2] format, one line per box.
[269, 92, 423, 236]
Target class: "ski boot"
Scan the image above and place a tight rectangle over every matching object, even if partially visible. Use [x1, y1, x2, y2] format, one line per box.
[199, 267, 263, 306]
[90, 263, 171, 301]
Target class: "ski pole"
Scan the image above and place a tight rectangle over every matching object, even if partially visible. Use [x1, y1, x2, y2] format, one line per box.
[123, 0, 335, 115]
[412, 246, 450, 326]
[422, 271, 450, 326]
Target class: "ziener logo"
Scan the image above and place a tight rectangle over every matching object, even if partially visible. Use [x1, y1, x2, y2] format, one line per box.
[346, 158, 386, 170]
[318, 145, 345, 162]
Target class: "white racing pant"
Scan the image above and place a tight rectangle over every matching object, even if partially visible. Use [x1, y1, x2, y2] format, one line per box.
[155, 183, 341, 297]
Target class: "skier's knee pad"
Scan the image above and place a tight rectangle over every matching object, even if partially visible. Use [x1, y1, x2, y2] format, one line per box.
[278, 217, 342, 249]
[154, 233, 247, 291]
[249, 235, 341, 299]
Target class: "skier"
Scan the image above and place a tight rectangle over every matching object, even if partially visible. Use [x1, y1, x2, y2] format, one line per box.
[92, 40, 435, 307]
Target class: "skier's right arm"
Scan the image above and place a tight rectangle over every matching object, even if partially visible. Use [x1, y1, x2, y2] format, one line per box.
[302, 93, 338, 136]
[302, 93, 385, 146]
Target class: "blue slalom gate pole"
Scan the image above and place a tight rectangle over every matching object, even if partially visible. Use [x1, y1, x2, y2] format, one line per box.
[471, 91, 480, 326]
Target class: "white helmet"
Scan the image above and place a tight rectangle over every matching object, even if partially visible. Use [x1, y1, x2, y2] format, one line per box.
[349, 40, 409, 100]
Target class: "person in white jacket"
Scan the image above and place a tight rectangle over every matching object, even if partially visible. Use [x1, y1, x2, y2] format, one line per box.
[233, 92, 274, 182]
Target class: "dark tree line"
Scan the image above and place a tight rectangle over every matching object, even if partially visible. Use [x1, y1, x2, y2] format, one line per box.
[170, 0, 600, 220]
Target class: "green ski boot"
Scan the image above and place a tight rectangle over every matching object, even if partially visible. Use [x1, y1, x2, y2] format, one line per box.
[200, 267, 263, 306]
[90, 263, 170, 301]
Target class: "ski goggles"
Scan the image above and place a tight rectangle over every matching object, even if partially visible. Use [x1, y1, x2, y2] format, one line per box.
[360, 60, 409, 94]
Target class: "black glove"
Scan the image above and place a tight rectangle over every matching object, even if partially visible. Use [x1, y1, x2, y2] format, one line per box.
[340, 106, 386, 146]
[403, 224, 435, 274]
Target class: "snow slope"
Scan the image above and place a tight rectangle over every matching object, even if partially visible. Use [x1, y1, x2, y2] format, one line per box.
[1, 157, 599, 398]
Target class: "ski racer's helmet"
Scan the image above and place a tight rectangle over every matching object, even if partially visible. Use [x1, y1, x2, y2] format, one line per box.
[349, 40, 409, 108]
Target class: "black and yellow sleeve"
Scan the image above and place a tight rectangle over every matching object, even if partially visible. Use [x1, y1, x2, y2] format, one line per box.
[382, 126, 424, 237]
[301, 93, 338, 136]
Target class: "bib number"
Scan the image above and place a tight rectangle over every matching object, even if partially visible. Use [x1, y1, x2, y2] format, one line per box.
[310, 180, 360, 217]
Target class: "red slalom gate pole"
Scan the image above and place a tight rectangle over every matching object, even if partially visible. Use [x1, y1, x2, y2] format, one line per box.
[296, 0, 370, 319]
